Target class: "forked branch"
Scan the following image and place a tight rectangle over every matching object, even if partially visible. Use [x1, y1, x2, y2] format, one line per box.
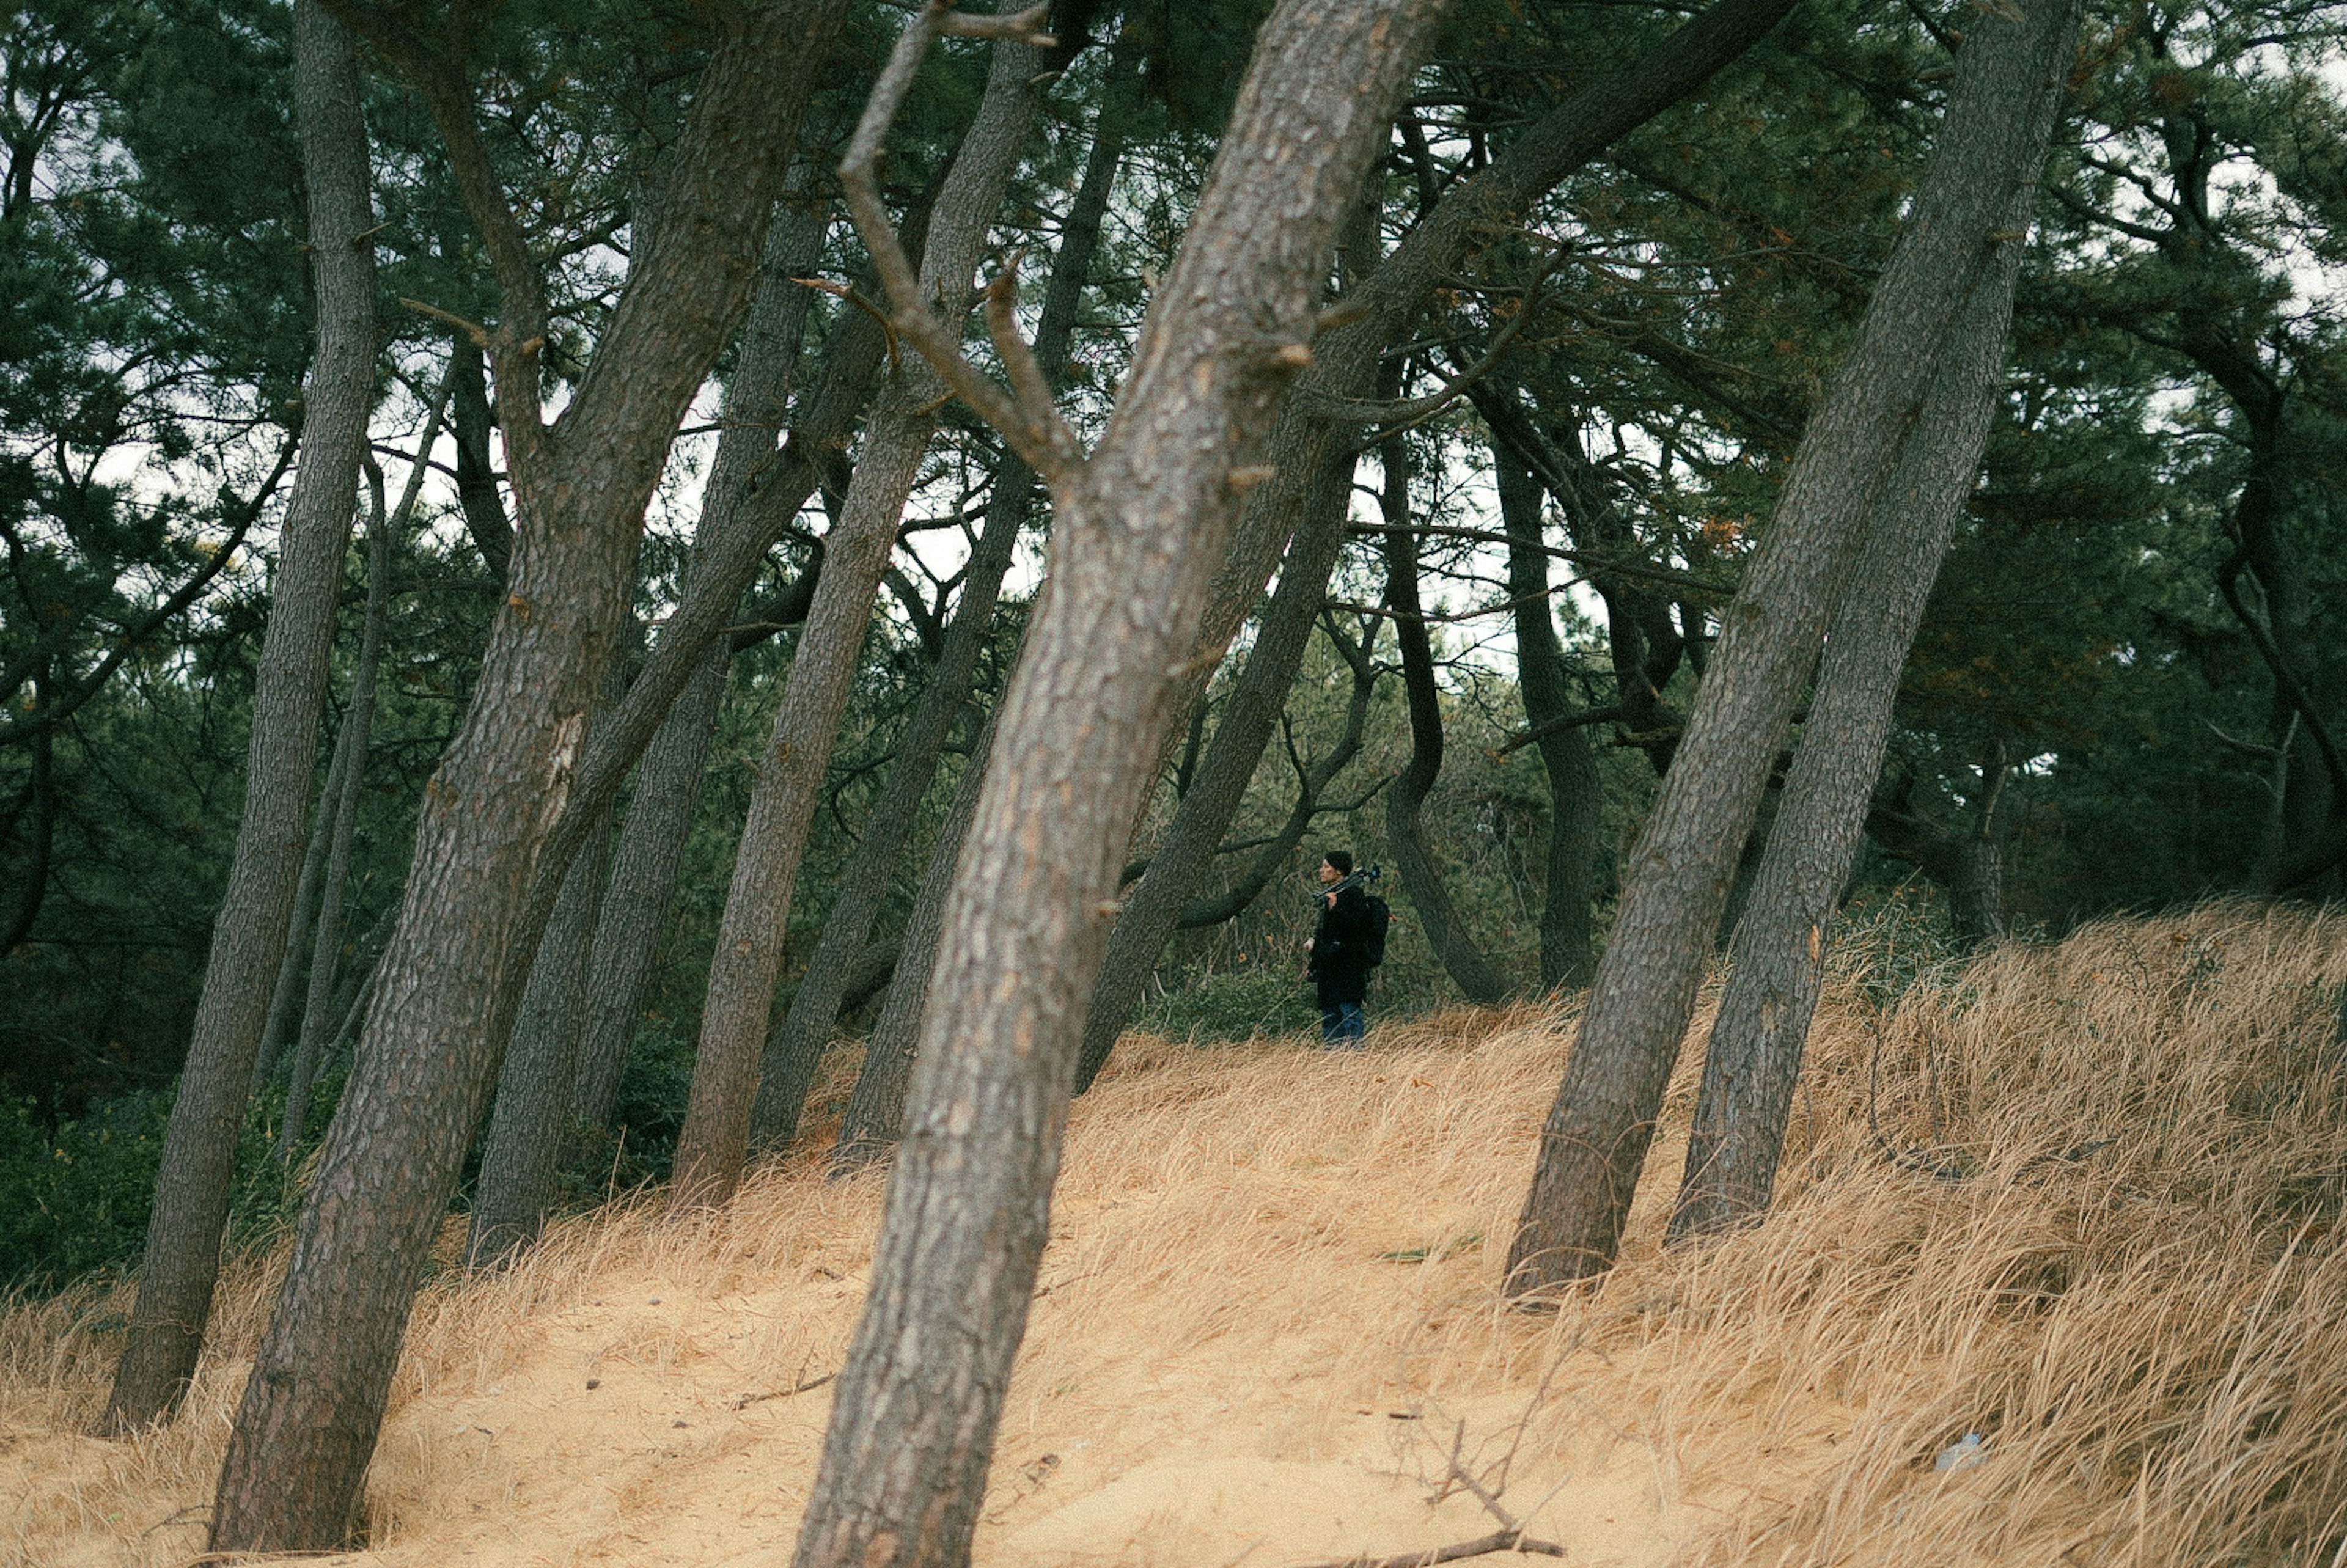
[839, 0, 1078, 478]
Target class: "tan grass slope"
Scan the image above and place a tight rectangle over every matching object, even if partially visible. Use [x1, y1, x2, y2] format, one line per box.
[10, 904, 2347, 1566]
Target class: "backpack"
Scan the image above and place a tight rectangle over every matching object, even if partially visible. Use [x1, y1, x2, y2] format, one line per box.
[1361, 893, 1391, 967]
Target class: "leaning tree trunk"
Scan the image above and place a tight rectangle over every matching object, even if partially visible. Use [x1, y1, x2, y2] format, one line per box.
[465, 810, 612, 1265]
[277, 458, 407, 1161]
[1496, 436, 1601, 991]
[463, 197, 833, 1227]
[207, 7, 844, 1551]
[671, 23, 1044, 1209]
[1669, 86, 2071, 1236]
[567, 645, 727, 1139]
[1505, 0, 2087, 1297]
[1072, 0, 1801, 1085]
[828, 706, 996, 1174]
[749, 87, 1127, 1151]
[1383, 438, 1512, 1005]
[104, 0, 378, 1435]
[789, 6, 1447, 1564]
[1071, 442, 1364, 1089]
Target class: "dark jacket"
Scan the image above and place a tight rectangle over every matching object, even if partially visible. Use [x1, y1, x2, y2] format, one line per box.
[1310, 883, 1379, 1005]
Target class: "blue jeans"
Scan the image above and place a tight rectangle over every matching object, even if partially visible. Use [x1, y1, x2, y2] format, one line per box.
[1320, 1000, 1366, 1047]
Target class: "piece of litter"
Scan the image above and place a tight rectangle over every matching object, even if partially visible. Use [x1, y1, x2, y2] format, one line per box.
[1935, 1432, 1987, 1473]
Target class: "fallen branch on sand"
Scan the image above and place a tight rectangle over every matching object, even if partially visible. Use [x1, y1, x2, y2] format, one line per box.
[1295, 1418, 1568, 1567]
[731, 1372, 836, 1409]
[1293, 1527, 1567, 1567]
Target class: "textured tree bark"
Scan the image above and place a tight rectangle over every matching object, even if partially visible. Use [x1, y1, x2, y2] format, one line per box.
[104, 0, 378, 1435]
[207, 5, 845, 1550]
[276, 461, 405, 1162]
[828, 707, 994, 1175]
[1156, 0, 1801, 783]
[460, 199, 837, 1210]
[255, 386, 450, 1101]
[1068, 424, 1364, 1091]
[1669, 89, 2070, 1236]
[790, 6, 1447, 1563]
[1496, 438, 1600, 991]
[1383, 439, 1512, 1005]
[249, 708, 353, 1097]
[749, 88, 1126, 1151]
[449, 342, 512, 581]
[672, 25, 1043, 1209]
[1505, 0, 2085, 1296]
[567, 645, 725, 1139]
[1071, 0, 1799, 1080]
[465, 808, 612, 1266]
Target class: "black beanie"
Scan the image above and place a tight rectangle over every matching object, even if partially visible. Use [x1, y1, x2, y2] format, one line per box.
[1324, 850, 1354, 876]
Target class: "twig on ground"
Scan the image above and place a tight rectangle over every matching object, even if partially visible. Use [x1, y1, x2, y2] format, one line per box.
[731, 1371, 836, 1409]
[1290, 1529, 1567, 1567]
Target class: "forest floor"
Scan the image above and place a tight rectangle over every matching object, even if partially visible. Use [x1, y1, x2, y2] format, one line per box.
[10, 903, 2347, 1567]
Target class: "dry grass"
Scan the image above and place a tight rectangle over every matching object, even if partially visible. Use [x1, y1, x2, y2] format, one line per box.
[8, 904, 2347, 1566]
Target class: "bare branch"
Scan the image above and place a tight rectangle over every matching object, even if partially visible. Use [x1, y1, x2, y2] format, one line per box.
[1290, 1529, 1567, 1568]
[984, 252, 1079, 467]
[839, 1, 1078, 479]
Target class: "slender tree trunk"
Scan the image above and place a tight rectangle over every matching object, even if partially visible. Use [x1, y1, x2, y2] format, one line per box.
[449, 342, 512, 581]
[1170, 617, 1383, 932]
[567, 645, 727, 1139]
[672, 26, 1044, 1209]
[1505, 0, 2085, 1296]
[1073, 0, 1800, 1081]
[790, 7, 1446, 1563]
[277, 462, 402, 1161]
[462, 199, 837, 1211]
[465, 810, 612, 1266]
[250, 714, 352, 1096]
[749, 93, 1126, 1151]
[1073, 446, 1365, 1088]
[1153, 0, 1799, 796]
[751, 76, 1134, 1137]
[829, 708, 994, 1174]
[1383, 439, 1511, 1005]
[1669, 153, 2063, 1237]
[1496, 438, 1600, 990]
[255, 384, 451, 1101]
[104, 0, 378, 1435]
[207, 9, 844, 1549]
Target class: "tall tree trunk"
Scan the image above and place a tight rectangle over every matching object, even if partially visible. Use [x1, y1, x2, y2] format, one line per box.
[1071, 447, 1364, 1089]
[1496, 437, 1600, 990]
[104, 0, 378, 1435]
[465, 810, 612, 1265]
[790, 6, 1446, 1563]
[1073, 0, 1801, 1084]
[449, 342, 512, 581]
[750, 86, 1128, 1151]
[671, 24, 1044, 1209]
[1382, 438, 1511, 1005]
[276, 458, 405, 1161]
[1670, 145, 2063, 1237]
[828, 708, 994, 1174]
[1151, 0, 1799, 807]
[463, 198, 836, 1215]
[567, 645, 727, 1140]
[1505, 0, 2085, 1296]
[254, 382, 452, 1101]
[249, 709, 352, 1096]
[207, 8, 844, 1550]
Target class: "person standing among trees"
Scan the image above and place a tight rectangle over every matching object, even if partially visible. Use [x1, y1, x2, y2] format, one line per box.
[1307, 851, 1379, 1046]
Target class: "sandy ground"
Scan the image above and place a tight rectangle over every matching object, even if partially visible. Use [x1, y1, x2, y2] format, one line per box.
[11, 906, 2347, 1566]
